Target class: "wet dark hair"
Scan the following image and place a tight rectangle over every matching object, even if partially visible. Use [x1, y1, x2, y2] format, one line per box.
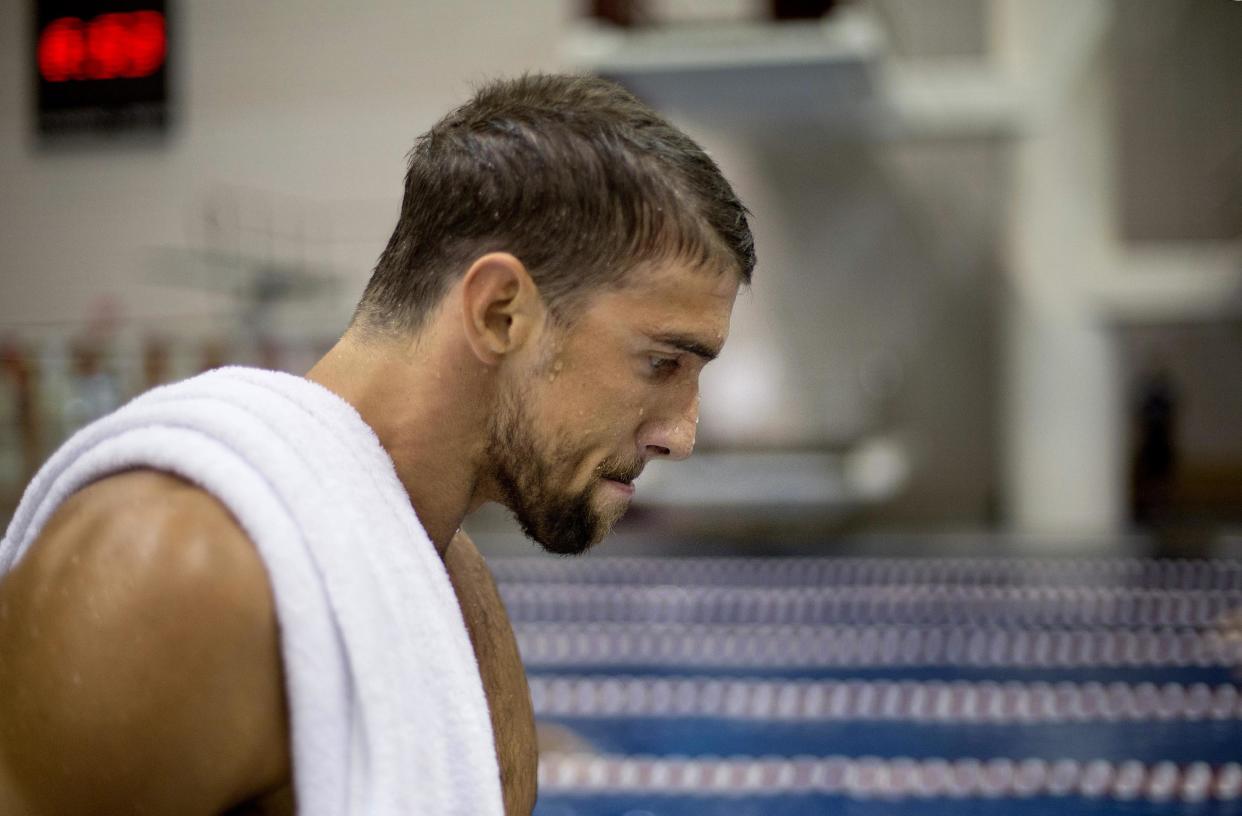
[353, 73, 755, 334]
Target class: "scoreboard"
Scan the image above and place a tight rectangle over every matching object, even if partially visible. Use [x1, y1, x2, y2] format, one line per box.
[33, 1, 170, 137]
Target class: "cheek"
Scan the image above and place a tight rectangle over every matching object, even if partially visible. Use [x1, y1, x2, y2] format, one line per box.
[538, 342, 650, 428]
[549, 363, 632, 421]
[549, 381, 646, 466]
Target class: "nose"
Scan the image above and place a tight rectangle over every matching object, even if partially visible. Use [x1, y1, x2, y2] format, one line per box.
[638, 393, 699, 462]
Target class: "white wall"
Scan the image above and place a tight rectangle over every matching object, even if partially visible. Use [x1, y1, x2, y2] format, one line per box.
[0, 0, 572, 331]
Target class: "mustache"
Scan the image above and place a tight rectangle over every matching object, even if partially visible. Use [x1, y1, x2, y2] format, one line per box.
[596, 458, 644, 484]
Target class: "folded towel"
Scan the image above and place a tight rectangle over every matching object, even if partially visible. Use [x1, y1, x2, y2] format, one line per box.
[1, 366, 503, 815]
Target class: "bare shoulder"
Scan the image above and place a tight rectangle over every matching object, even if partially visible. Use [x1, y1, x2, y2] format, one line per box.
[0, 469, 290, 816]
[444, 530, 537, 816]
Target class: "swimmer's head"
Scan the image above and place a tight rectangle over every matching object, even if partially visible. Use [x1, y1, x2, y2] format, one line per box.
[352, 74, 753, 554]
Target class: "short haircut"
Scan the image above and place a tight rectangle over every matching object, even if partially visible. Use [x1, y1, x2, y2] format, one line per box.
[353, 73, 755, 335]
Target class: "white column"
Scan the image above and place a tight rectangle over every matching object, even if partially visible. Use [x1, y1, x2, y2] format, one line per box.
[994, 0, 1127, 539]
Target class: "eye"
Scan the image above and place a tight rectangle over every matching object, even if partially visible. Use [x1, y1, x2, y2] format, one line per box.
[647, 354, 681, 379]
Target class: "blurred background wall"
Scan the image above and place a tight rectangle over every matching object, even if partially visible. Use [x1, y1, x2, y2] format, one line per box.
[1, 0, 1239, 558]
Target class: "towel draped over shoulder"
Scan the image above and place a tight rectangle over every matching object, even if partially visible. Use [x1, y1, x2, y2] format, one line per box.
[1, 366, 504, 816]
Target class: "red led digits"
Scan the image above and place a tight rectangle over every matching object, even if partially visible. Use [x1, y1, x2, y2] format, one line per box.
[37, 11, 166, 82]
[86, 13, 129, 79]
[37, 17, 86, 82]
[124, 11, 166, 78]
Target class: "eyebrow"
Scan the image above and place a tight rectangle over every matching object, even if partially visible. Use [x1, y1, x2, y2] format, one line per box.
[648, 332, 722, 362]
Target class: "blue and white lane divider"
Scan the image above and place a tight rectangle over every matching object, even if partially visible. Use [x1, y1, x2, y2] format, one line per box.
[500, 583, 1242, 629]
[515, 623, 1242, 672]
[491, 556, 1242, 591]
[529, 676, 1242, 764]
[537, 755, 1242, 804]
[529, 676, 1242, 723]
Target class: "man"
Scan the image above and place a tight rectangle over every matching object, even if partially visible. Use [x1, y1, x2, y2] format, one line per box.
[0, 74, 754, 815]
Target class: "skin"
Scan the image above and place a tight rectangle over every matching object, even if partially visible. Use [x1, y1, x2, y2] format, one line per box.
[0, 252, 739, 815]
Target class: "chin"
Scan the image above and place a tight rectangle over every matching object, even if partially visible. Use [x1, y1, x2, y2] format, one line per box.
[533, 510, 617, 557]
[535, 533, 597, 557]
[511, 481, 629, 557]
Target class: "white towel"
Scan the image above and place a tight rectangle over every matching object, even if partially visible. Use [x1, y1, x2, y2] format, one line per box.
[1, 366, 504, 816]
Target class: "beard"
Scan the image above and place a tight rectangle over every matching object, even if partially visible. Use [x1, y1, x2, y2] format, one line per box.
[485, 383, 635, 556]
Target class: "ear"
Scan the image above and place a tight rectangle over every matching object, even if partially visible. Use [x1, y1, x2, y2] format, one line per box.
[459, 252, 544, 365]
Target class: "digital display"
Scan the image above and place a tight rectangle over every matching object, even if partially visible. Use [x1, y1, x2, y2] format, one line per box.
[34, 0, 170, 137]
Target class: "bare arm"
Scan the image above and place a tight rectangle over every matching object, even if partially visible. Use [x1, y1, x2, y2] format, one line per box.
[0, 470, 291, 816]
[0, 471, 535, 815]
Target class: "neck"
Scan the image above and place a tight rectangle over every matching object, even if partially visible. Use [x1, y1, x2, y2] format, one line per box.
[305, 327, 494, 557]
